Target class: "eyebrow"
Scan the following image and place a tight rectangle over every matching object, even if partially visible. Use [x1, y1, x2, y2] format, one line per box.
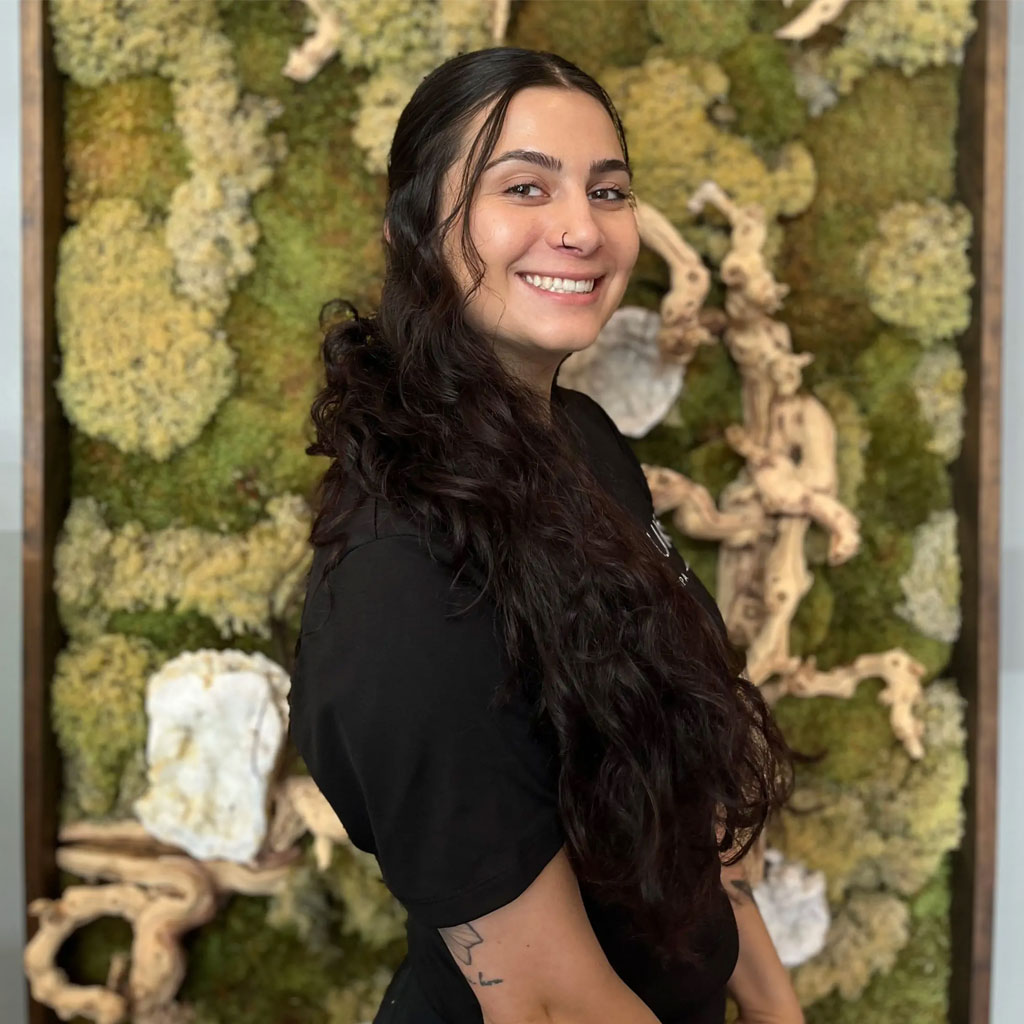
[483, 148, 632, 179]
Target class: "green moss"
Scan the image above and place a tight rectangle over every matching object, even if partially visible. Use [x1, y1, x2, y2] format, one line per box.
[54, 911, 134, 987]
[719, 35, 806, 149]
[859, 384, 951, 532]
[106, 608, 272, 660]
[675, 343, 744, 442]
[779, 66, 960, 379]
[774, 680, 903, 787]
[849, 330, 923, 413]
[216, 0, 307, 98]
[181, 892, 405, 1024]
[811, 382, 869, 513]
[621, 246, 672, 312]
[245, 55, 386, 329]
[64, 76, 189, 220]
[813, 521, 951, 674]
[647, 0, 754, 61]
[683, 439, 745, 500]
[71, 389, 322, 534]
[789, 567, 834, 657]
[508, 1, 654, 71]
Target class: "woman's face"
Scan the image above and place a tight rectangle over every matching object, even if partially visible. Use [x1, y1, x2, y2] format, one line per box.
[441, 86, 640, 391]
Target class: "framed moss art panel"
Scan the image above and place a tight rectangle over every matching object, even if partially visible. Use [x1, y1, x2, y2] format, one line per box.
[21, 2, 1005, 1023]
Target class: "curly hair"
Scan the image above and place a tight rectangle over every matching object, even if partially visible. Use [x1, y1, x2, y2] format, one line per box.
[307, 46, 794, 969]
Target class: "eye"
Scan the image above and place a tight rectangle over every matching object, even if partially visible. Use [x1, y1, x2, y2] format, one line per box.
[505, 182, 544, 198]
[590, 186, 630, 202]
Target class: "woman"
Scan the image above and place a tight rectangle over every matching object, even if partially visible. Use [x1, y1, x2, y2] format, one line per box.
[289, 47, 802, 1024]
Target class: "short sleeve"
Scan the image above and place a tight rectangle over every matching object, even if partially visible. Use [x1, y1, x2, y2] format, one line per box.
[289, 535, 565, 928]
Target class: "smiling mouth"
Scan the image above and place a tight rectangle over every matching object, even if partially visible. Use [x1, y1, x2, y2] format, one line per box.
[518, 273, 604, 295]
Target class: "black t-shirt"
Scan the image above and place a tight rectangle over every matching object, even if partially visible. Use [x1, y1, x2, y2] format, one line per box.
[288, 384, 739, 1024]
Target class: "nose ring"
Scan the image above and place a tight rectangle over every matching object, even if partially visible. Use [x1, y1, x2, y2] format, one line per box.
[561, 232, 567, 247]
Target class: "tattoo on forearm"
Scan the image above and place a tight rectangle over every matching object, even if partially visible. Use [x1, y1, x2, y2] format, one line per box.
[439, 923, 504, 987]
[440, 923, 483, 965]
[727, 878, 756, 906]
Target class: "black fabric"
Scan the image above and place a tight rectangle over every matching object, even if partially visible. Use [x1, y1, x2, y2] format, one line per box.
[288, 384, 739, 1024]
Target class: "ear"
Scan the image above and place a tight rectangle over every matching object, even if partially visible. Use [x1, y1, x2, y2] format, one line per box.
[383, 218, 392, 245]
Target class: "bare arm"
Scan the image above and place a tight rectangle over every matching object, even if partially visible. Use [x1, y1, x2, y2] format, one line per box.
[721, 858, 804, 1024]
[438, 846, 662, 1024]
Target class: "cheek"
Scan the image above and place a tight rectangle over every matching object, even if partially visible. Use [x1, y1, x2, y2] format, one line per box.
[471, 205, 538, 267]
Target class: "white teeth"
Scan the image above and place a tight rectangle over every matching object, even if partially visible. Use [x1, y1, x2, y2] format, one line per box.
[523, 273, 596, 294]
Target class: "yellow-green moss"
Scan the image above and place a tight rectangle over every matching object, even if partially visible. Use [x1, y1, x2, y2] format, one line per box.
[51, 633, 159, 820]
[54, 198, 236, 461]
[857, 199, 973, 346]
[50, 0, 210, 87]
[718, 34, 807, 150]
[509, 0, 654, 72]
[64, 76, 189, 220]
[824, 0, 976, 95]
[804, 861, 953, 1022]
[297, 0, 491, 174]
[773, 680, 965, 899]
[795, 891, 910, 1004]
[55, 494, 312, 641]
[322, 844, 408, 950]
[647, 0, 754, 61]
[602, 54, 815, 257]
[54, 0, 287, 318]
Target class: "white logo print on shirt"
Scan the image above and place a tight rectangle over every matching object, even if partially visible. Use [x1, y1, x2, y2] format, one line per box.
[645, 511, 690, 587]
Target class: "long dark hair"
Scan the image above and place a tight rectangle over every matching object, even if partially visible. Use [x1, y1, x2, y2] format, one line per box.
[307, 47, 793, 967]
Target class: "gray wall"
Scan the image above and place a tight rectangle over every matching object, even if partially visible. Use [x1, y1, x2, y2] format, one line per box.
[1, 3, 1020, 1022]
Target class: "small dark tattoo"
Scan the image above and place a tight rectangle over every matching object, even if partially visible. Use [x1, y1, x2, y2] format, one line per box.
[440, 923, 483, 965]
[468, 971, 504, 987]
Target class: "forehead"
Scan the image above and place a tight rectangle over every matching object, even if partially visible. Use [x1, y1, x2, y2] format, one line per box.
[462, 86, 624, 170]
[496, 87, 621, 153]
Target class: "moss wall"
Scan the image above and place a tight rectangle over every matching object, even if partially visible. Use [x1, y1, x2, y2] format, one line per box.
[44, 1, 977, 1021]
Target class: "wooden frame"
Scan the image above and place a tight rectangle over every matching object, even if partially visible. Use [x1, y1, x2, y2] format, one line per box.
[19, 2, 1005, 1022]
[21, 1, 65, 1021]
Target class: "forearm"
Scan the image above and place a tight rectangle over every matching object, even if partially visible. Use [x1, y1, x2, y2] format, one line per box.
[721, 862, 803, 1024]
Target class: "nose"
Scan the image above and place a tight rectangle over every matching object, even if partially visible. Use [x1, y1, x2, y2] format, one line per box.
[549, 190, 602, 255]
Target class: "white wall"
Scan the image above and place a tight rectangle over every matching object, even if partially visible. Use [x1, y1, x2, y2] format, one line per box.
[991, 2, 1024, 1023]
[2, 0, 26, 1019]
[0, 3, 1020, 1023]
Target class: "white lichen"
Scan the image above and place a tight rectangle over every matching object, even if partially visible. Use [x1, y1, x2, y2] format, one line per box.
[896, 509, 962, 644]
[857, 199, 974, 346]
[911, 343, 966, 463]
[825, 0, 977, 95]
